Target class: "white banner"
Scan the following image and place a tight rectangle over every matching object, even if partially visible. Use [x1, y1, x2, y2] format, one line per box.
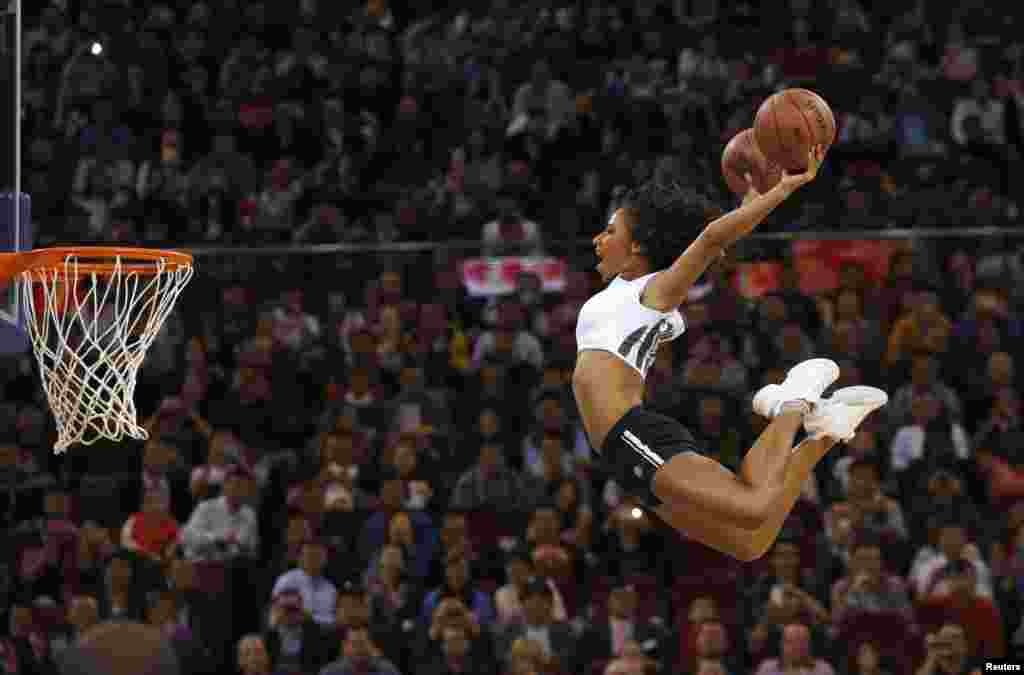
[460, 257, 568, 297]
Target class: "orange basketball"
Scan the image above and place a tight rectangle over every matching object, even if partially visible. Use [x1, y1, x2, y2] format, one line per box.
[721, 128, 783, 198]
[753, 89, 835, 173]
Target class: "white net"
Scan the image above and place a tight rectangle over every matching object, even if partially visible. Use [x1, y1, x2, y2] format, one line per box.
[20, 253, 194, 452]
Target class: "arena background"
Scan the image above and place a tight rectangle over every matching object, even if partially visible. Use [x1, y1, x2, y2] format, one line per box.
[2, 1, 1024, 674]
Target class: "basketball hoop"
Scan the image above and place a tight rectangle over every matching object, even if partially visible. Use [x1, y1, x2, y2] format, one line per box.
[0, 247, 194, 452]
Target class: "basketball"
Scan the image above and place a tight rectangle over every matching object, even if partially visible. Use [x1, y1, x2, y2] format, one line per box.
[753, 89, 836, 173]
[721, 128, 783, 197]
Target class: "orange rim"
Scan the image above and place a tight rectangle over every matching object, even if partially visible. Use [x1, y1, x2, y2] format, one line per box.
[6, 247, 193, 279]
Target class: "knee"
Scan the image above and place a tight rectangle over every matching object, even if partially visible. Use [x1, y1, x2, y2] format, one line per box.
[736, 487, 781, 531]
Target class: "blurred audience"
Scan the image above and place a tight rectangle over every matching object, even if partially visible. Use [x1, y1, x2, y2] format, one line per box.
[5, 3, 1024, 675]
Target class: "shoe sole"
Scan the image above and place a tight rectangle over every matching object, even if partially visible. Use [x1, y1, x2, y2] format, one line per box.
[781, 358, 840, 400]
[806, 386, 888, 441]
[752, 358, 840, 419]
[828, 385, 888, 409]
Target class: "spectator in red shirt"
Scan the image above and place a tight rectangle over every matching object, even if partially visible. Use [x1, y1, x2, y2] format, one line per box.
[831, 534, 915, 626]
[121, 491, 181, 563]
[917, 558, 1005, 658]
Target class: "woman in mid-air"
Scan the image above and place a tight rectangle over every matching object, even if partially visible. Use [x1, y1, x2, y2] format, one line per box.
[572, 146, 887, 561]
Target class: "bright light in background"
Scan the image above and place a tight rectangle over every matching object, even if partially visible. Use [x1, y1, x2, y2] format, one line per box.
[631, 507, 642, 519]
[90, 42, 103, 56]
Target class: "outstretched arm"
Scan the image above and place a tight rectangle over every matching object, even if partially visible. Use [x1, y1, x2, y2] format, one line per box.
[642, 145, 825, 312]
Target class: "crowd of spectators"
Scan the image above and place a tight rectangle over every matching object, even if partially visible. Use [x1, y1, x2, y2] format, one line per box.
[4, 1, 1024, 675]
[12, 0, 1024, 251]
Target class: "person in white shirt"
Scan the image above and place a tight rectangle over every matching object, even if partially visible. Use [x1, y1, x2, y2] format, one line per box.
[271, 539, 338, 628]
[951, 79, 1006, 147]
[493, 550, 568, 628]
[271, 289, 321, 352]
[909, 520, 992, 599]
[511, 61, 573, 133]
[180, 466, 259, 562]
[889, 393, 970, 473]
[481, 190, 544, 257]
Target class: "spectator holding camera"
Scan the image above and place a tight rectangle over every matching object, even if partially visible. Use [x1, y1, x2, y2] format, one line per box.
[911, 521, 993, 600]
[916, 623, 977, 675]
[831, 533, 915, 625]
[263, 589, 332, 675]
[495, 578, 576, 675]
[578, 581, 672, 673]
[421, 555, 496, 629]
[271, 539, 338, 629]
[180, 466, 259, 562]
[419, 595, 495, 671]
[749, 579, 831, 663]
[494, 549, 568, 629]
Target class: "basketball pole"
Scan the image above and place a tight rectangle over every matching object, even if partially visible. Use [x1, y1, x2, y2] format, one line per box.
[13, 0, 20, 249]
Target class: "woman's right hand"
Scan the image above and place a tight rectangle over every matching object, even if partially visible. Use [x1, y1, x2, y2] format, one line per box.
[741, 173, 762, 206]
[777, 145, 826, 194]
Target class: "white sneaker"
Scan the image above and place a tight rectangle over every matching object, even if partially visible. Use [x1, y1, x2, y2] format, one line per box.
[803, 386, 888, 441]
[752, 358, 840, 419]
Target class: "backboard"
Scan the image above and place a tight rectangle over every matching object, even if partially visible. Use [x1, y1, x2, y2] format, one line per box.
[0, 192, 32, 354]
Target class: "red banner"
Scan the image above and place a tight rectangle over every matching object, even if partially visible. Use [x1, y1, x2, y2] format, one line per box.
[461, 257, 567, 297]
[735, 240, 902, 298]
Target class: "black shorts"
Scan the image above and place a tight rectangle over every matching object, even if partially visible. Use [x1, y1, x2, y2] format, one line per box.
[597, 406, 704, 509]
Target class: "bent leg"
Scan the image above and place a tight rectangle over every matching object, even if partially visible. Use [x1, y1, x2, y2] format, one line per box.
[654, 436, 835, 561]
[650, 411, 803, 530]
[651, 452, 777, 532]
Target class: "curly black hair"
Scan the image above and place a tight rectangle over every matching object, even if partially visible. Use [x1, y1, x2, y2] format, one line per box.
[616, 180, 724, 272]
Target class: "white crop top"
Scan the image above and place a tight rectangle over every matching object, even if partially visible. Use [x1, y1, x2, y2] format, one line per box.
[575, 272, 686, 379]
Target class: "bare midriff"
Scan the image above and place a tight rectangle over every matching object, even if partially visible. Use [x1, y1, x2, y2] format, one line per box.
[572, 350, 646, 451]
